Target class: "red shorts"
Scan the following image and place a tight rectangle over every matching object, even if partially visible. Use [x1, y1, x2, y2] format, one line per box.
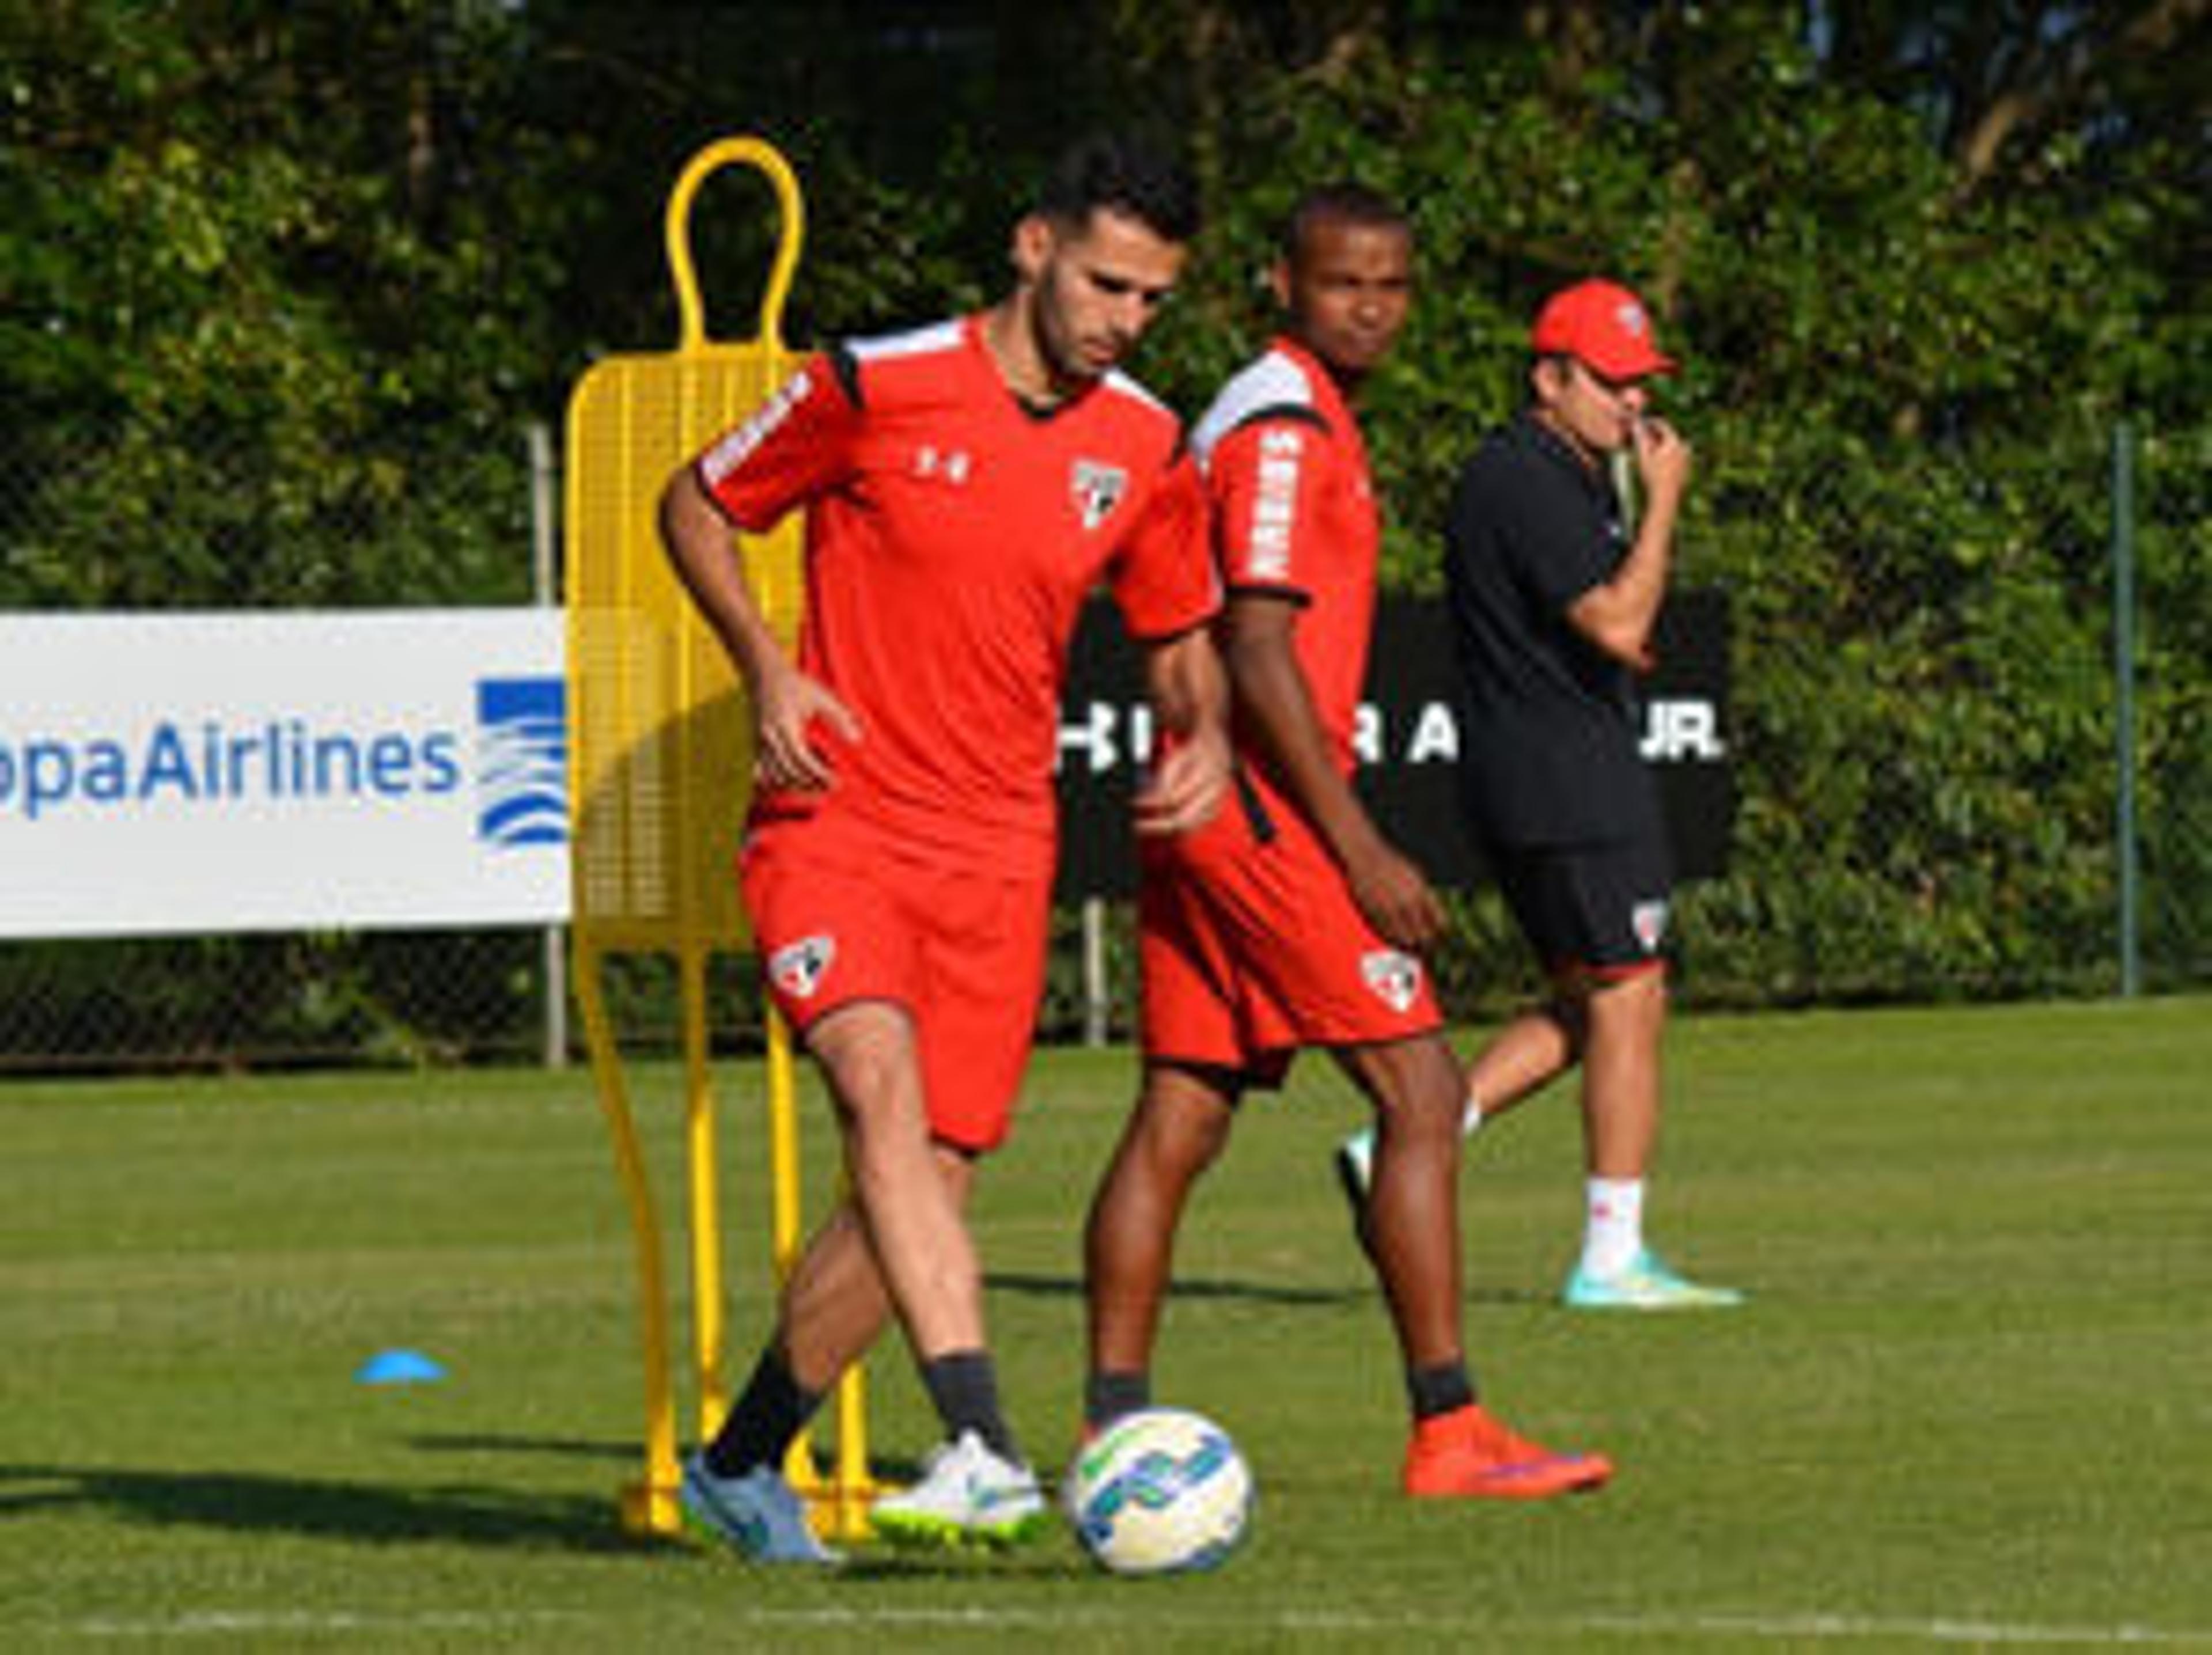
[1139, 781, 1442, 1085]
[740, 816, 1050, 1153]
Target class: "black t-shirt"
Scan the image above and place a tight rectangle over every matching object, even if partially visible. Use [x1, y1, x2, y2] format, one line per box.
[1443, 411, 1664, 848]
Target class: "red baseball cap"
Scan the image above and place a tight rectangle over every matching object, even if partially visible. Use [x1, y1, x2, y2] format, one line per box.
[1531, 278, 1675, 378]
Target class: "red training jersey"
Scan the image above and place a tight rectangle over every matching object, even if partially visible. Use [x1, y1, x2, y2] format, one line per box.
[1190, 335, 1380, 785]
[695, 315, 1217, 882]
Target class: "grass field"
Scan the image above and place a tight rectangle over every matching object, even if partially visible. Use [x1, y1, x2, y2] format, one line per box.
[3, 997, 2209, 1652]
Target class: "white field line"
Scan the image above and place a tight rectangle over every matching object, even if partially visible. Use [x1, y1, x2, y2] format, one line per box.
[51, 1604, 2212, 1646]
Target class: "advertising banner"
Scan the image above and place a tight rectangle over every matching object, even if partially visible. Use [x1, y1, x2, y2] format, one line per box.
[2, 597, 1728, 933]
[0, 611, 567, 938]
[1055, 591, 1734, 900]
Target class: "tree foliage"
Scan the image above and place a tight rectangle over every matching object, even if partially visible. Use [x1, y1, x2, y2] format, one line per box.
[2, 0, 2206, 1048]
[5, 2, 567, 605]
[1109, 0, 2209, 998]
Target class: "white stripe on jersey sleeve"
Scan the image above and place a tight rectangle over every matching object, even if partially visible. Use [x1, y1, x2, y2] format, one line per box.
[1191, 350, 1316, 469]
[845, 319, 965, 362]
[1100, 367, 1175, 418]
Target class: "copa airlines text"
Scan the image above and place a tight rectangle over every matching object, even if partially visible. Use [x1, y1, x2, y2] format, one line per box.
[0, 719, 463, 823]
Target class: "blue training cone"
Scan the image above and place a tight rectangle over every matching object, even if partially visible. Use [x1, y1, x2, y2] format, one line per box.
[355, 1348, 446, 1385]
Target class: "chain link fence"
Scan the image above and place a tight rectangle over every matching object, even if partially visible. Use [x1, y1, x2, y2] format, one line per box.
[1, 416, 2205, 1071]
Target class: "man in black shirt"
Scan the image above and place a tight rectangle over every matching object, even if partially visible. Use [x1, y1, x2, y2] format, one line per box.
[1338, 278, 1740, 1310]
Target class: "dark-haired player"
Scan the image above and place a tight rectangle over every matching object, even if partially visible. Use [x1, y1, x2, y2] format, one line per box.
[659, 131, 1230, 1559]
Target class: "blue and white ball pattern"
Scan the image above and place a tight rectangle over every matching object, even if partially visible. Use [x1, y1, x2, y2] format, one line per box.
[1064, 1406, 1253, 1576]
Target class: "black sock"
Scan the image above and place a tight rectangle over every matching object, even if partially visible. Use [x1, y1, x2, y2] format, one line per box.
[1407, 1358, 1476, 1422]
[920, 1349, 1020, 1461]
[704, 1346, 823, 1478]
[1084, 1369, 1152, 1430]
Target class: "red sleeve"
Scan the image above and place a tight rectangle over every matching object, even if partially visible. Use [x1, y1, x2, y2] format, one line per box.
[1207, 415, 1321, 601]
[1107, 449, 1221, 641]
[692, 351, 860, 532]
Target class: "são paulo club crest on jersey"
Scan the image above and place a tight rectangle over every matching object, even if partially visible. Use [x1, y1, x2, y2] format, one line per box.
[770, 934, 836, 1000]
[1632, 899, 1670, 954]
[1361, 948, 1423, 1014]
[1070, 459, 1128, 531]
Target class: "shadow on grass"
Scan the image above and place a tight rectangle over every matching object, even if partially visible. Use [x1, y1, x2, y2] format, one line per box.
[405, 1433, 638, 1463]
[0, 1463, 642, 1554]
[0, 1448, 1104, 1577]
[988, 1269, 1364, 1308]
[987, 1268, 1541, 1308]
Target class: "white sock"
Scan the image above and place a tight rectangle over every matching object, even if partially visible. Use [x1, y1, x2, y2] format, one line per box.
[1461, 1086, 1484, 1139]
[1579, 1177, 1645, 1279]
[1342, 1123, 1377, 1179]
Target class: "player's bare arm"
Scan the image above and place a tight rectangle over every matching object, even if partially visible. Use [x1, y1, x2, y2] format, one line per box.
[1566, 418, 1691, 672]
[1221, 592, 1444, 952]
[658, 466, 861, 791]
[1132, 626, 1231, 837]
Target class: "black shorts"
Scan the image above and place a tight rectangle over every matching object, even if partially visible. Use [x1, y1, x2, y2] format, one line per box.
[1488, 836, 1673, 979]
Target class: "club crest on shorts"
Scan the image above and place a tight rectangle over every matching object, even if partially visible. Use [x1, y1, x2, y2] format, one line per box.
[1070, 459, 1128, 530]
[1361, 949, 1423, 1014]
[1631, 899, 1670, 954]
[769, 934, 836, 1001]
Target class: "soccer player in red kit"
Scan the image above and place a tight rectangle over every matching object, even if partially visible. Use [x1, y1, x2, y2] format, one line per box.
[1081, 184, 1611, 1499]
[659, 132, 1229, 1561]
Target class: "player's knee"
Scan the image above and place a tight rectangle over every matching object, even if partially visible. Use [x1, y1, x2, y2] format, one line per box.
[1353, 1040, 1461, 1134]
[1589, 964, 1668, 1022]
[1141, 1095, 1232, 1175]
[1133, 1069, 1236, 1173]
[809, 1003, 922, 1118]
[1369, 1085, 1460, 1149]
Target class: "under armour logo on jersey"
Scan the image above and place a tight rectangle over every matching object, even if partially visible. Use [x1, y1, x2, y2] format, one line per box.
[1632, 900, 1669, 953]
[1070, 459, 1128, 530]
[770, 935, 836, 1000]
[1361, 949, 1423, 1014]
[913, 444, 972, 484]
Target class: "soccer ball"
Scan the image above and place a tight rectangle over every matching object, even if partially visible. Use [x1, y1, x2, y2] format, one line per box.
[1063, 1406, 1253, 1576]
